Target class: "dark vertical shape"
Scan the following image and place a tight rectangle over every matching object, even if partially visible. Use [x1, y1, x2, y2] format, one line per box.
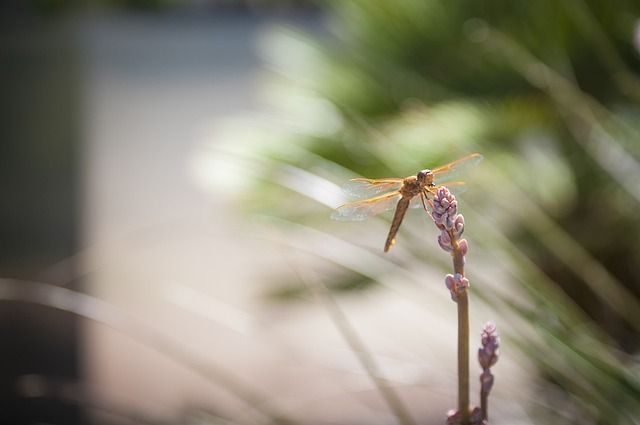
[0, 13, 82, 425]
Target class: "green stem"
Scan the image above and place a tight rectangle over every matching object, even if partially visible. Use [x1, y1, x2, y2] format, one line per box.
[451, 233, 470, 424]
[457, 288, 470, 424]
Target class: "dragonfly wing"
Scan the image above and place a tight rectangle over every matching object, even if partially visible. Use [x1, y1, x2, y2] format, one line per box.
[431, 153, 483, 184]
[409, 194, 426, 209]
[331, 192, 402, 221]
[341, 178, 403, 198]
[428, 182, 468, 200]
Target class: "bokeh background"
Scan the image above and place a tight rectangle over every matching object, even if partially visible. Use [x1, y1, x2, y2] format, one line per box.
[1, 1, 639, 424]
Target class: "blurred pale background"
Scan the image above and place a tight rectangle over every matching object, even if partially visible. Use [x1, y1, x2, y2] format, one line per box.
[1, 1, 639, 425]
[80, 11, 504, 424]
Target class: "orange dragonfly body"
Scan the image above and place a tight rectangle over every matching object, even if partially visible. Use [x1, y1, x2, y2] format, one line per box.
[331, 153, 482, 252]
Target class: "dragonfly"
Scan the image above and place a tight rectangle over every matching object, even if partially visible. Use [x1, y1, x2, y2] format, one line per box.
[331, 153, 483, 252]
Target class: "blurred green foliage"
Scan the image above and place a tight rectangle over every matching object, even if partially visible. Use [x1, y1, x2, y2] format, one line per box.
[203, 0, 640, 423]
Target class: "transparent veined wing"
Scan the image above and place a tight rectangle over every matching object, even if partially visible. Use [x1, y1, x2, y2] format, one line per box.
[331, 192, 402, 221]
[424, 181, 468, 201]
[430, 153, 483, 184]
[439, 181, 467, 195]
[409, 195, 425, 209]
[340, 178, 403, 198]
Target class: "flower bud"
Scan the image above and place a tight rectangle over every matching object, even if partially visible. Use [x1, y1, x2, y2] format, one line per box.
[478, 321, 500, 370]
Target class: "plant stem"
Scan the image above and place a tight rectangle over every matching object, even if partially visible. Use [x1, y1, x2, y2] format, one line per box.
[457, 289, 470, 424]
[451, 232, 470, 424]
[481, 385, 488, 421]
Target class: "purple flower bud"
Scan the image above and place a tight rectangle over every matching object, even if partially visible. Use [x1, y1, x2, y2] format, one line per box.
[444, 274, 458, 302]
[481, 321, 500, 347]
[432, 187, 459, 231]
[433, 200, 448, 215]
[452, 215, 465, 238]
[458, 239, 468, 257]
[435, 186, 451, 201]
[432, 211, 447, 231]
[445, 274, 455, 290]
[444, 216, 455, 231]
[480, 345, 498, 368]
[480, 369, 494, 394]
[470, 407, 484, 424]
[438, 231, 454, 252]
[457, 274, 470, 291]
[432, 211, 447, 230]
[479, 321, 500, 370]
[446, 407, 486, 425]
[449, 199, 458, 215]
[446, 409, 459, 425]
[432, 186, 469, 259]
[445, 273, 470, 301]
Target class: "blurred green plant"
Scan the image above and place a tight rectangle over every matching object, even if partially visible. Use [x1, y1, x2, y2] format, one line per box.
[197, 0, 640, 423]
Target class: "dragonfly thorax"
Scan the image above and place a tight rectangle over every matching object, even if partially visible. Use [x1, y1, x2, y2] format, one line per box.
[400, 173, 429, 198]
[416, 169, 435, 187]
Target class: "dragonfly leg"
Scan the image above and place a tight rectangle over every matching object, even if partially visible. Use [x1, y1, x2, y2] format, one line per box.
[421, 192, 434, 219]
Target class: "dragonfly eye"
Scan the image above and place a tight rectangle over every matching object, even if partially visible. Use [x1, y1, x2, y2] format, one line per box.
[417, 169, 431, 181]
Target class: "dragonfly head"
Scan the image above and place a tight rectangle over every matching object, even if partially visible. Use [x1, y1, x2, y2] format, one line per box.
[417, 169, 435, 187]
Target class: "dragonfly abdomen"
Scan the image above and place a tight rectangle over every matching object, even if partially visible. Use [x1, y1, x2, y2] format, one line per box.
[384, 196, 412, 252]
